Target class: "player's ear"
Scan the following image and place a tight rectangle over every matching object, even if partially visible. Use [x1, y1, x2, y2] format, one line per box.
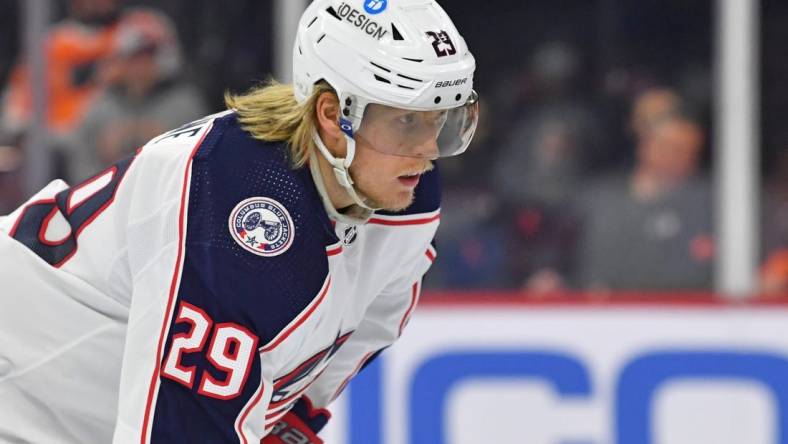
[315, 92, 343, 141]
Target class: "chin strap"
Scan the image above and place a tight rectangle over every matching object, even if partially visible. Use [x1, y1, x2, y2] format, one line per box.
[310, 128, 379, 212]
[309, 130, 375, 225]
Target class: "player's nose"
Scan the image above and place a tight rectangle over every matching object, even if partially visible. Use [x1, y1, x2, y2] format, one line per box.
[412, 137, 439, 160]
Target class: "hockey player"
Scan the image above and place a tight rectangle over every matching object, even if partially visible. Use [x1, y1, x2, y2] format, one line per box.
[0, 0, 477, 442]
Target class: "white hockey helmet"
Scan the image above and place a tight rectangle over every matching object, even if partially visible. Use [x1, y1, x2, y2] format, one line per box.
[293, 0, 478, 159]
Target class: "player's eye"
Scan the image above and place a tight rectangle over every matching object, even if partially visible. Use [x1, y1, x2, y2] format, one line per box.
[397, 113, 417, 126]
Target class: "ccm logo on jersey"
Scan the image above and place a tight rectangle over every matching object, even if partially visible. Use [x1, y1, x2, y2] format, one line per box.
[435, 78, 468, 88]
[229, 197, 294, 257]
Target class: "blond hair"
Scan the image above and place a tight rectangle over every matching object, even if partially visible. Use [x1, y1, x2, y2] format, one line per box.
[224, 80, 336, 168]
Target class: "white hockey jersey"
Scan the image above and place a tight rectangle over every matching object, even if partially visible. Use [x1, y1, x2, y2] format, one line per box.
[0, 111, 439, 443]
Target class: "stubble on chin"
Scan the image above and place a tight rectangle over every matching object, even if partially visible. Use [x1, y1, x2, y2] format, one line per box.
[372, 191, 416, 212]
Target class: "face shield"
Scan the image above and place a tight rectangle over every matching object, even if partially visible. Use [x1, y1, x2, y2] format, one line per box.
[351, 90, 479, 159]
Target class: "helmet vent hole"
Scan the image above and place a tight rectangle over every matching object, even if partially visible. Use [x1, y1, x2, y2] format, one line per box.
[307, 16, 318, 28]
[325, 7, 341, 21]
[397, 73, 423, 83]
[397, 84, 415, 90]
[317, 34, 326, 44]
[455, 93, 462, 101]
[402, 57, 423, 63]
[434, 96, 442, 104]
[374, 74, 392, 84]
[370, 62, 391, 73]
[298, 45, 302, 55]
[392, 24, 404, 41]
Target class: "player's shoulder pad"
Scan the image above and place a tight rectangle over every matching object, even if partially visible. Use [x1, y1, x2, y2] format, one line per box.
[374, 163, 441, 217]
[178, 112, 336, 345]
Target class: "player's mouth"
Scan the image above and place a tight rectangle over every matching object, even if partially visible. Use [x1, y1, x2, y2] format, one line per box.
[397, 173, 421, 188]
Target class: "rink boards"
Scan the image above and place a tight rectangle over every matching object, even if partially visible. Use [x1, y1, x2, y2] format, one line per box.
[321, 296, 788, 444]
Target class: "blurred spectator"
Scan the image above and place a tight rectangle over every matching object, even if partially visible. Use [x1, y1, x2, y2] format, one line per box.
[488, 42, 600, 292]
[760, 249, 788, 296]
[759, 151, 788, 296]
[66, 8, 207, 182]
[1, 0, 122, 137]
[573, 100, 713, 291]
[0, 142, 24, 215]
[493, 41, 602, 206]
[630, 88, 682, 141]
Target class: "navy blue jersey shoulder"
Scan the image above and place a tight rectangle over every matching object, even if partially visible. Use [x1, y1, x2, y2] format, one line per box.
[182, 112, 336, 343]
[374, 163, 441, 217]
[152, 113, 339, 442]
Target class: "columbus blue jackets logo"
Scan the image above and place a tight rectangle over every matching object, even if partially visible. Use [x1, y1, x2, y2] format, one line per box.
[229, 197, 294, 257]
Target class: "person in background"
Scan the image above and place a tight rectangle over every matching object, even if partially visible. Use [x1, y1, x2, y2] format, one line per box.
[66, 8, 208, 182]
[573, 94, 713, 291]
[486, 42, 601, 293]
[760, 249, 788, 296]
[1, 0, 122, 137]
[759, 150, 788, 297]
[0, 141, 23, 215]
[629, 87, 682, 142]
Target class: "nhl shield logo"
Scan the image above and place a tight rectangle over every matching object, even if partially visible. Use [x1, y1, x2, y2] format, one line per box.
[229, 197, 294, 257]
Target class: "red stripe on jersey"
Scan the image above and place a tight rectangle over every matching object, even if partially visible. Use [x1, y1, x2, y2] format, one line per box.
[66, 166, 117, 214]
[260, 275, 331, 353]
[265, 408, 288, 421]
[267, 371, 318, 413]
[425, 247, 436, 262]
[37, 206, 70, 246]
[367, 213, 440, 226]
[264, 410, 289, 427]
[54, 161, 135, 268]
[235, 380, 266, 444]
[8, 198, 56, 238]
[140, 128, 212, 444]
[399, 281, 421, 337]
[326, 245, 343, 256]
[330, 351, 375, 403]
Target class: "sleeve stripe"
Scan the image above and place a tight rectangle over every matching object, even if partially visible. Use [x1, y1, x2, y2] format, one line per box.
[235, 377, 266, 444]
[140, 125, 212, 444]
[425, 245, 436, 262]
[398, 281, 421, 337]
[265, 408, 287, 420]
[265, 409, 289, 424]
[260, 274, 331, 353]
[329, 351, 376, 403]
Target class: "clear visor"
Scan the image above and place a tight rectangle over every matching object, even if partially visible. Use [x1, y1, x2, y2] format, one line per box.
[354, 90, 479, 159]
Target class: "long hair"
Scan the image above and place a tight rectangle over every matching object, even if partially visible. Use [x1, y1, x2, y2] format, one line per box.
[224, 80, 335, 168]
